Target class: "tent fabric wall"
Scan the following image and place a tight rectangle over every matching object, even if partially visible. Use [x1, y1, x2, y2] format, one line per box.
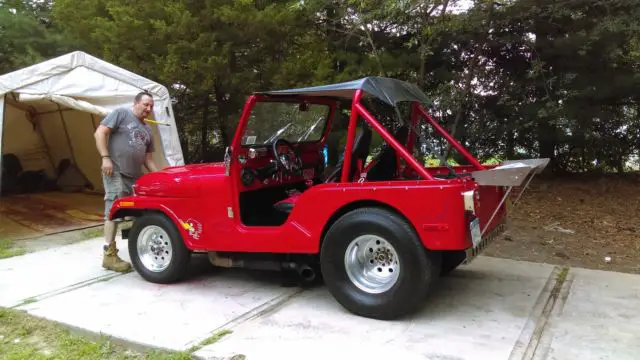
[0, 95, 4, 191]
[2, 101, 55, 176]
[1, 100, 100, 193]
[0, 51, 185, 196]
[37, 108, 103, 191]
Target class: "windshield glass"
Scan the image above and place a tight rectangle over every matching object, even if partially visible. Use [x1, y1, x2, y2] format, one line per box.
[241, 101, 330, 146]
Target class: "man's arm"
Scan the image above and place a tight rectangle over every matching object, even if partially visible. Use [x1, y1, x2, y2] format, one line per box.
[94, 124, 114, 176]
[96, 108, 122, 144]
[94, 125, 111, 156]
[144, 152, 159, 173]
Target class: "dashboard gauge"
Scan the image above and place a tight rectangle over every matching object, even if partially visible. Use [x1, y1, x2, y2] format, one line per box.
[241, 168, 255, 186]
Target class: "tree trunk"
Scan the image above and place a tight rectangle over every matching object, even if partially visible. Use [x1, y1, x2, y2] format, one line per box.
[200, 92, 210, 162]
[214, 82, 230, 149]
[533, 12, 558, 173]
[418, 0, 449, 88]
[505, 118, 515, 160]
[443, 0, 492, 161]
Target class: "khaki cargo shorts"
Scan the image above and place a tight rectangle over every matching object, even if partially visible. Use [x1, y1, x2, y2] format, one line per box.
[103, 172, 136, 220]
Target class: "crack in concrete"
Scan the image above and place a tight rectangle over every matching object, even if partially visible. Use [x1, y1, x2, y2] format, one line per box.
[509, 266, 574, 360]
[10, 272, 126, 309]
[186, 288, 305, 358]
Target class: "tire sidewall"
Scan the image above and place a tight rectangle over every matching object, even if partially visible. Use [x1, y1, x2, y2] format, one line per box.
[128, 212, 189, 283]
[321, 208, 434, 319]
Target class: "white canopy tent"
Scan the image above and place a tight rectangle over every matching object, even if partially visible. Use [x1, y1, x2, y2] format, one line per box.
[0, 51, 184, 195]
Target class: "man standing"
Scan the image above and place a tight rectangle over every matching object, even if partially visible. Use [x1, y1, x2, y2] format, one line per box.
[94, 91, 159, 272]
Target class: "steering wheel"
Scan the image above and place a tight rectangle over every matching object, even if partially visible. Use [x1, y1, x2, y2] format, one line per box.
[272, 138, 302, 174]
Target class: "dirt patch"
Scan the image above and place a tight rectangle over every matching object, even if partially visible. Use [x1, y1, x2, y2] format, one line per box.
[484, 172, 640, 274]
[0, 221, 135, 258]
[0, 192, 104, 240]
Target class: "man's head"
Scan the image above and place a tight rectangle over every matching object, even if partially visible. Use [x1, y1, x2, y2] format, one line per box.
[132, 91, 154, 120]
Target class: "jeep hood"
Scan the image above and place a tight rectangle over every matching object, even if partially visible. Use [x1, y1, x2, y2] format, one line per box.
[134, 162, 226, 198]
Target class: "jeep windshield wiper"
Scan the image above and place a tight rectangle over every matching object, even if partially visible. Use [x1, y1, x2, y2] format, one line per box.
[265, 122, 292, 144]
[298, 116, 324, 141]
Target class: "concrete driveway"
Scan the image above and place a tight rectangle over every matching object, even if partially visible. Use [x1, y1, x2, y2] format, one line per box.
[1, 237, 638, 360]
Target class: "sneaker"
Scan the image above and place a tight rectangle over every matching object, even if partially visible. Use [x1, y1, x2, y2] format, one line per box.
[102, 243, 132, 273]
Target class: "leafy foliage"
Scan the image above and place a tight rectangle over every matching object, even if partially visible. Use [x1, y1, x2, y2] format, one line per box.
[0, 0, 72, 74]
[1, 0, 638, 173]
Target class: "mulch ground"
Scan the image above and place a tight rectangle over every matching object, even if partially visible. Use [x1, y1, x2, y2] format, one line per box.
[484, 172, 640, 274]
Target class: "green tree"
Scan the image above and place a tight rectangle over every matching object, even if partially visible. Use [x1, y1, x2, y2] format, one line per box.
[0, 0, 71, 74]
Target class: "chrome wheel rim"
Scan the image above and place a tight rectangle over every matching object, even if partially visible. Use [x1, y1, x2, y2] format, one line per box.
[344, 235, 400, 294]
[137, 225, 173, 272]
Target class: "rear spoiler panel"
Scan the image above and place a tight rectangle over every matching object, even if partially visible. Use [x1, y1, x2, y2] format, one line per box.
[471, 158, 549, 235]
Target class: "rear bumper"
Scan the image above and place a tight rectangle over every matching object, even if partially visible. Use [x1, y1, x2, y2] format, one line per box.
[463, 217, 508, 264]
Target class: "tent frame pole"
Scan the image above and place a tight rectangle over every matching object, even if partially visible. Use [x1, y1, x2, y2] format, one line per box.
[33, 113, 57, 176]
[9, 93, 57, 174]
[0, 95, 5, 193]
[35, 108, 75, 116]
[56, 103, 78, 166]
[89, 113, 98, 131]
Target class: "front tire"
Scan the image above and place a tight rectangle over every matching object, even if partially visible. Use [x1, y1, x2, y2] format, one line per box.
[320, 207, 440, 320]
[128, 212, 190, 284]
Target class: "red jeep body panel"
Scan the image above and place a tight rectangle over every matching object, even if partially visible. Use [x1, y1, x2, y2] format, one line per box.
[111, 167, 507, 257]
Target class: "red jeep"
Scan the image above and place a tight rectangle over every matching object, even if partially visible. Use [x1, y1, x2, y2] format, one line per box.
[111, 77, 548, 320]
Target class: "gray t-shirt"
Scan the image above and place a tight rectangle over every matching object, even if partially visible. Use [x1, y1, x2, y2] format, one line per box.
[101, 108, 155, 179]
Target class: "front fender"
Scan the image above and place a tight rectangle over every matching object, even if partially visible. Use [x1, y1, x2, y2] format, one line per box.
[109, 196, 199, 250]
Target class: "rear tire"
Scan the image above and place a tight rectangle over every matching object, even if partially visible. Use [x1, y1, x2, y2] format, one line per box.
[128, 212, 191, 284]
[440, 251, 467, 276]
[320, 207, 440, 320]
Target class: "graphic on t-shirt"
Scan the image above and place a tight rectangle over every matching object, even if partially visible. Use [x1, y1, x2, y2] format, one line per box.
[132, 129, 149, 147]
[127, 122, 150, 151]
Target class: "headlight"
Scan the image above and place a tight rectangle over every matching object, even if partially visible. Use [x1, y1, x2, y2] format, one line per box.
[463, 190, 475, 214]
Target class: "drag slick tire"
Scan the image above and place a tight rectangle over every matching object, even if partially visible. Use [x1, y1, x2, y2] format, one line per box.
[128, 212, 190, 284]
[320, 207, 440, 320]
[440, 250, 467, 276]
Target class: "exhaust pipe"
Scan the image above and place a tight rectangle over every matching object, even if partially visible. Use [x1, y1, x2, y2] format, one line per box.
[208, 252, 318, 284]
[296, 264, 316, 283]
[208, 252, 298, 272]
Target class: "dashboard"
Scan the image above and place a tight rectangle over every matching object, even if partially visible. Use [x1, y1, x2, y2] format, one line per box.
[235, 143, 324, 191]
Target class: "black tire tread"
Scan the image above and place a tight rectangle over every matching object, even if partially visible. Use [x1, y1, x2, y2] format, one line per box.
[320, 207, 440, 320]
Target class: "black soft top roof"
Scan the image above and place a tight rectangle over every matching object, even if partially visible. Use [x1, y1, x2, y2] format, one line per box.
[256, 76, 431, 106]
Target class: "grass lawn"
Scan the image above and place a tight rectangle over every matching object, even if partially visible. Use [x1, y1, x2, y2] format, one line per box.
[0, 307, 194, 359]
[0, 239, 25, 260]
